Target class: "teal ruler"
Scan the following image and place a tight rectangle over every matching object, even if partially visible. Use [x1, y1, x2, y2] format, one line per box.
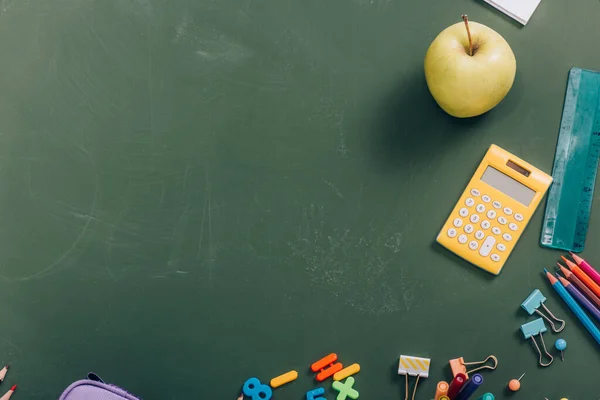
[541, 67, 600, 252]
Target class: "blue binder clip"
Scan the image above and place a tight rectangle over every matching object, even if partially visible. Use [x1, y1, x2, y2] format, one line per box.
[520, 318, 553, 367]
[521, 289, 565, 332]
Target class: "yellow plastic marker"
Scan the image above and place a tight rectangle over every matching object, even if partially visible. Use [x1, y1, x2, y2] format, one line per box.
[333, 363, 360, 381]
[270, 370, 298, 388]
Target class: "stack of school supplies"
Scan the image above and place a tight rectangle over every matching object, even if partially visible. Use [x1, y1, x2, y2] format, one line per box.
[432, 356, 497, 400]
[546, 253, 600, 346]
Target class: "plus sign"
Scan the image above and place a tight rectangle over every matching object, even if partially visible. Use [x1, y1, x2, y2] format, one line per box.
[332, 377, 359, 400]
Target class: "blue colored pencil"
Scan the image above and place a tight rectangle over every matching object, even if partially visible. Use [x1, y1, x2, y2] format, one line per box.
[545, 269, 600, 346]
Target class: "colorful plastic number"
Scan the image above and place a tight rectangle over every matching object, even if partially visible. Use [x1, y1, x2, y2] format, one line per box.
[306, 387, 327, 400]
[311, 353, 343, 381]
[243, 377, 272, 400]
[332, 377, 359, 400]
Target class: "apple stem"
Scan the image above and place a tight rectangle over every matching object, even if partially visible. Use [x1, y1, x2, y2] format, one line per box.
[461, 14, 473, 56]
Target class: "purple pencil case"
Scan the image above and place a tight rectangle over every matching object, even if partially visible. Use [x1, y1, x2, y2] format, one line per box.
[59, 373, 141, 400]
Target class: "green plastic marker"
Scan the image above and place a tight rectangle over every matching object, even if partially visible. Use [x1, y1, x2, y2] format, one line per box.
[476, 394, 494, 400]
[541, 67, 600, 252]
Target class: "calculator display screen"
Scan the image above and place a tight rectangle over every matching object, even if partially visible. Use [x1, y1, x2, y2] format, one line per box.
[481, 166, 536, 206]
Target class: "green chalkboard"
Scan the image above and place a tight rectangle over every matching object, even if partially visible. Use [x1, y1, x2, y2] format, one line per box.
[0, 0, 599, 399]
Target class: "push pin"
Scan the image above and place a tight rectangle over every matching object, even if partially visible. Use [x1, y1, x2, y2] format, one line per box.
[397, 355, 430, 400]
[448, 355, 498, 378]
[520, 318, 553, 367]
[521, 289, 566, 332]
[508, 373, 525, 392]
[555, 338, 567, 361]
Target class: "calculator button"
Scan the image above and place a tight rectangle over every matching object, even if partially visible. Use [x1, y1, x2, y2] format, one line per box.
[497, 243, 506, 252]
[503, 207, 513, 216]
[453, 218, 463, 227]
[498, 216, 507, 225]
[503, 233, 513, 241]
[447, 228, 457, 238]
[469, 240, 479, 250]
[470, 189, 481, 197]
[475, 230, 485, 240]
[470, 214, 480, 223]
[481, 220, 491, 229]
[515, 213, 524, 222]
[458, 234, 468, 244]
[487, 210, 497, 219]
[476, 204, 485, 213]
[465, 198, 475, 207]
[509, 223, 519, 231]
[482, 195, 491, 203]
[464, 224, 474, 234]
[491, 253, 501, 262]
[492, 227, 502, 235]
[459, 208, 469, 217]
[479, 236, 496, 257]
[492, 201, 502, 209]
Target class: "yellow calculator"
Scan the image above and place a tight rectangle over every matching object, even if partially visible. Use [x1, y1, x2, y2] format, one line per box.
[437, 144, 552, 275]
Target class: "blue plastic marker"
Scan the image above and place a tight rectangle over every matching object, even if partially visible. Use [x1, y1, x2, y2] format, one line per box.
[476, 394, 494, 400]
[454, 374, 483, 400]
[545, 269, 600, 346]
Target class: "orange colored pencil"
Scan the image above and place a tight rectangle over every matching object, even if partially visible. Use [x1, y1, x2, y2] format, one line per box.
[562, 256, 600, 298]
[559, 263, 600, 309]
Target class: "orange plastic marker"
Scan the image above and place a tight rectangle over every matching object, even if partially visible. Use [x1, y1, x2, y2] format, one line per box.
[435, 381, 449, 399]
[270, 370, 298, 388]
[311, 353, 343, 382]
[562, 256, 600, 298]
[333, 363, 360, 381]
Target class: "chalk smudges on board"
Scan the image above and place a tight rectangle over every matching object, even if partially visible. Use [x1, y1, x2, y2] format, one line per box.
[289, 203, 415, 314]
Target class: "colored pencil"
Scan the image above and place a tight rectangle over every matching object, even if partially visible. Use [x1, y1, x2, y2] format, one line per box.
[0, 365, 8, 382]
[558, 263, 600, 309]
[558, 276, 600, 322]
[237, 395, 243, 400]
[570, 253, 600, 286]
[545, 269, 600, 346]
[561, 256, 600, 299]
[0, 385, 15, 400]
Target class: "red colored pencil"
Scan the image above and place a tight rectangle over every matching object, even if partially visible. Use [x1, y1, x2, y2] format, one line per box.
[0, 385, 16, 400]
[570, 253, 600, 286]
[561, 256, 600, 298]
[558, 263, 600, 309]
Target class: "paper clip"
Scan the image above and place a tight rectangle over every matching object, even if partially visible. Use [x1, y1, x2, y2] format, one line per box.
[520, 318, 553, 367]
[521, 289, 566, 332]
[448, 355, 498, 378]
[398, 355, 430, 400]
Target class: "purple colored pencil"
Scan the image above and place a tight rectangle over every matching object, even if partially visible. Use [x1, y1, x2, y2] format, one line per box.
[558, 276, 600, 323]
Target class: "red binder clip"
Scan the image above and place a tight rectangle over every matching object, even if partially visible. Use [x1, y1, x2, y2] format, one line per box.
[311, 353, 343, 382]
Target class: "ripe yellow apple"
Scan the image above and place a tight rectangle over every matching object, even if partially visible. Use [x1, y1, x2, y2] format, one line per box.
[424, 16, 516, 118]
